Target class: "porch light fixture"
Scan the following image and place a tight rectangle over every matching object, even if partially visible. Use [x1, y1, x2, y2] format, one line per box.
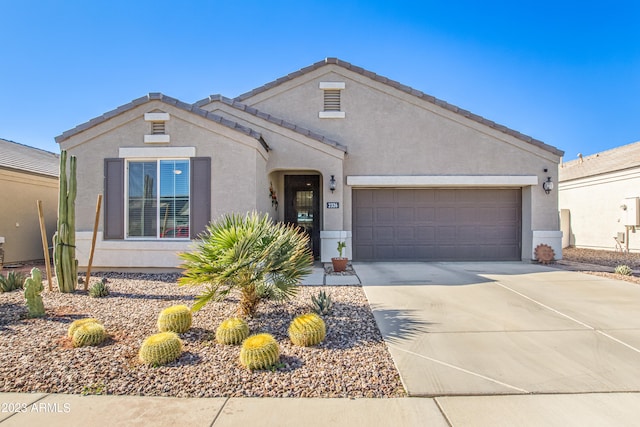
[542, 177, 554, 194]
[329, 175, 336, 193]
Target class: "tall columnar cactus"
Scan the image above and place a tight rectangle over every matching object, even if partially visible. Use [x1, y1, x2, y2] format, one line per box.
[24, 268, 45, 317]
[53, 150, 78, 293]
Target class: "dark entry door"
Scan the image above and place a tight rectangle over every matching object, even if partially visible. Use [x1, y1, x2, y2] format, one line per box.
[285, 175, 320, 259]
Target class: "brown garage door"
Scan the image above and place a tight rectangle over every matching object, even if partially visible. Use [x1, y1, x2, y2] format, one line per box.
[353, 188, 521, 261]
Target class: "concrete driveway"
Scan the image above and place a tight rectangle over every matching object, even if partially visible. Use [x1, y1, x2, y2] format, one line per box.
[357, 262, 640, 397]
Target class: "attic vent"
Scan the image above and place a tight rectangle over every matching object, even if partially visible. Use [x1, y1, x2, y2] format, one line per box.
[151, 121, 165, 135]
[324, 90, 341, 111]
[319, 82, 346, 119]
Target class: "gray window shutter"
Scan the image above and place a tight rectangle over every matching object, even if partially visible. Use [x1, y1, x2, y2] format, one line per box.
[104, 158, 125, 239]
[190, 157, 211, 239]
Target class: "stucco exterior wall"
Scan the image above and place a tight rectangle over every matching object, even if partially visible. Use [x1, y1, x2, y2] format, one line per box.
[559, 168, 640, 252]
[59, 100, 268, 268]
[239, 65, 562, 259]
[0, 169, 58, 263]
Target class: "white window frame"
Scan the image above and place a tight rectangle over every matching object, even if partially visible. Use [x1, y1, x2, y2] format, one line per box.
[124, 158, 191, 240]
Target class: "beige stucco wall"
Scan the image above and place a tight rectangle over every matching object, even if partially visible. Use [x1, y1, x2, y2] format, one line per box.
[237, 65, 562, 259]
[58, 100, 268, 268]
[559, 168, 640, 252]
[0, 169, 58, 263]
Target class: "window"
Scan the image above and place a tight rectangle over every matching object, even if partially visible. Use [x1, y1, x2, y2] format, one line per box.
[126, 159, 190, 239]
[319, 82, 345, 118]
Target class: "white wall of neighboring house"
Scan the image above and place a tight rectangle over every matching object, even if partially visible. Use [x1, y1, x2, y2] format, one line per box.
[559, 167, 640, 252]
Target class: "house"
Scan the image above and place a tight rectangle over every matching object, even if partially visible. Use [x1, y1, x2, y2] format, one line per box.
[55, 58, 564, 270]
[559, 141, 640, 252]
[0, 138, 59, 265]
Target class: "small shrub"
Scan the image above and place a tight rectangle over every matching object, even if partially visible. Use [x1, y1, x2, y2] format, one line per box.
[615, 264, 633, 276]
[0, 271, 27, 292]
[139, 332, 182, 366]
[288, 313, 326, 347]
[157, 305, 192, 333]
[72, 322, 106, 347]
[310, 289, 333, 315]
[239, 333, 280, 370]
[89, 281, 110, 298]
[216, 317, 250, 345]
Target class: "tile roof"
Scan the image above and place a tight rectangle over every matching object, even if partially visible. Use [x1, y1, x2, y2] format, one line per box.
[559, 140, 640, 182]
[194, 95, 347, 152]
[0, 138, 59, 178]
[55, 93, 269, 151]
[235, 57, 564, 157]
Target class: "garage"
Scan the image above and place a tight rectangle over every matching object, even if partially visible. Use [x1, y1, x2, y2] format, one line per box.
[353, 188, 521, 261]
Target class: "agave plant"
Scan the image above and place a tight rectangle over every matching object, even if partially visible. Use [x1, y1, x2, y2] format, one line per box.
[178, 212, 313, 317]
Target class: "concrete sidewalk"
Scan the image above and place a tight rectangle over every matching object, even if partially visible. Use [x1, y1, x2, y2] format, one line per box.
[3, 392, 640, 426]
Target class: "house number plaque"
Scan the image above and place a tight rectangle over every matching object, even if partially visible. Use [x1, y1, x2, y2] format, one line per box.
[326, 202, 339, 209]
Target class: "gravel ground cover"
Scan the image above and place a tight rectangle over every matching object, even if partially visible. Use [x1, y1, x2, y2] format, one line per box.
[558, 247, 640, 285]
[0, 273, 405, 398]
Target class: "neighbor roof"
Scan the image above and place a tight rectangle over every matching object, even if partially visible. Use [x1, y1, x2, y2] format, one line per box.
[235, 57, 564, 158]
[0, 138, 59, 178]
[55, 93, 269, 151]
[560, 140, 640, 182]
[194, 95, 347, 152]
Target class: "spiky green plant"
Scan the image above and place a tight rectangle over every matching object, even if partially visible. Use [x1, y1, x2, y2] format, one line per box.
[139, 332, 182, 366]
[72, 322, 106, 347]
[310, 289, 333, 315]
[52, 150, 78, 293]
[179, 212, 314, 317]
[89, 281, 110, 298]
[216, 317, 250, 345]
[288, 313, 326, 347]
[68, 318, 101, 338]
[157, 305, 192, 333]
[24, 268, 44, 318]
[0, 271, 27, 292]
[239, 333, 280, 370]
[615, 264, 633, 276]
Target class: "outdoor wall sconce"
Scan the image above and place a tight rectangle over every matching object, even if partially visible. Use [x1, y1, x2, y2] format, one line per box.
[542, 177, 554, 194]
[329, 175, 336, 193]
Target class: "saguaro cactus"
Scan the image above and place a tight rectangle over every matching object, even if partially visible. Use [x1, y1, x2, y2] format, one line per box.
[53, 150, 78, 293]
[24, 268, 45, 317]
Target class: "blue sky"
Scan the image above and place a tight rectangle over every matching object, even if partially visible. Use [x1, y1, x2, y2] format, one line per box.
[2, 0, 638, 160]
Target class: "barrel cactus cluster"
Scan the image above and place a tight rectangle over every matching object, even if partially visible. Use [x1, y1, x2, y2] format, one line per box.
[68, 318, 106, 347]
[288, 313, 326, 347]
[139, 332, 183, 366]
[157, 305, 192, 333]
[239, 333, 280, 370]
[216, 317, 250, 345]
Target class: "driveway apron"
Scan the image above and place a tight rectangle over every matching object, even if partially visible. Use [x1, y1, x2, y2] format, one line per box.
[357, 262, 640, 397]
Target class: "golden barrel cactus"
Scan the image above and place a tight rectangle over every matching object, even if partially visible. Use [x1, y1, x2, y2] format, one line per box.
[139, 332, 183, 366]
[239, 333, 279, 370]
[72, 322, 106, 347]
[216, 317, 250, 345]
[288, 313, 326, 347]
[68, 318, 101, 338]
[157, 305, 192, 333]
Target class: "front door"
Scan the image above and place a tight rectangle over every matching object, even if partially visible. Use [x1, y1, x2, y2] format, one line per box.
[284, 175, 320, 259]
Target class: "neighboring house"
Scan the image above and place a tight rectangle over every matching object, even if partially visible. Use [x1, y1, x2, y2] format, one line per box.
[0, 138, 59, 265]
[55, 58, 564, 270]
[559, 141, 640, 252]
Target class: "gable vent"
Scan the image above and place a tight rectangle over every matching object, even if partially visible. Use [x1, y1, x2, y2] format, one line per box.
[151, 121, 165, 135]
[323, 90, 341, 112]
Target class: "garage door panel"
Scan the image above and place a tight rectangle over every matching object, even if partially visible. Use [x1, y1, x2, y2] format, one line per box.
[353, 189, 521, 261]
